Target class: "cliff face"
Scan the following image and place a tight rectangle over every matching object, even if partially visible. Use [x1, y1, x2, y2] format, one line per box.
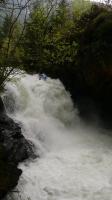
[0, 97, 33, 199]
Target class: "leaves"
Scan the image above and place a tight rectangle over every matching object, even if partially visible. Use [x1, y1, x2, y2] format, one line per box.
[22, 0, 79, 74]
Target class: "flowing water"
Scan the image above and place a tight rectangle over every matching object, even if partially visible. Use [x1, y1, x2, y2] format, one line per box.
[3, 73, 112, 200]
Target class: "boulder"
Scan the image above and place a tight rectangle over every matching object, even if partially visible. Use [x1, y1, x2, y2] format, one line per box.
[0, 97, 34, 198]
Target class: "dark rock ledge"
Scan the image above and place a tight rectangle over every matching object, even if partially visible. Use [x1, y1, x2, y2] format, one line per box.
[0, 97, 33, 199]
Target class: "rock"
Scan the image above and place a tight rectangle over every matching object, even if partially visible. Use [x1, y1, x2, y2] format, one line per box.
[0, 115, 33, 163]
[0, 97, 34, 198]
[0, 114, 34, 164]
[0, 97, 5, 114]
[0, 145, 22, 199]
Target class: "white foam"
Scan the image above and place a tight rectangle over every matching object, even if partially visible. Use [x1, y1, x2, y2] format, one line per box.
[3, 74, 112, 200]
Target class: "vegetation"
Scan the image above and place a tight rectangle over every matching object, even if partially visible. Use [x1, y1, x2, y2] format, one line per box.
[0, 0, 31, 91]
[0, 0, 112, 119]
[20, 0, 112, 121]
[21, 2, 112, 87]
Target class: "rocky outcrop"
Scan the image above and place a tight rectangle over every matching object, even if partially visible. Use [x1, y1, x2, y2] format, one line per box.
[0, 97, 34, 199]
[0, 145, 22, 199]
[0, 114, 34, 164]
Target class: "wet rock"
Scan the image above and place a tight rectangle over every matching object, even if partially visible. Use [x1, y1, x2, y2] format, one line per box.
[0, 114, 34, 164]
[0, 145, 22, 199]
[0, 97, 5, 114]
[0, 97, 34, 198]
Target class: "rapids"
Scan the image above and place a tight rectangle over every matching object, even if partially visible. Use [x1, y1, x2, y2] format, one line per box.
[3, 74, 112, 200]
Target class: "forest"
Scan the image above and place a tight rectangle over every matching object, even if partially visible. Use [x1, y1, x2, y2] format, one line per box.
[0, 0, 112, 122]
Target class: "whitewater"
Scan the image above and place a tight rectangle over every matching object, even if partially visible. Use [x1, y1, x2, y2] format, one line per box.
[3, 73, 112, 200]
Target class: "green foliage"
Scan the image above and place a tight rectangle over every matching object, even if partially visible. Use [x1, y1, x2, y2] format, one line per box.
[0, 0, 112, 106]
[74, 5, 112, 86]
[0, 14, 23, 91]
[72, 0, 91, 19]
[0, 0, 31, 91]
[22, 0, 78, 75]
[21, 2, 112, 108]
[0, 0, 93, 90]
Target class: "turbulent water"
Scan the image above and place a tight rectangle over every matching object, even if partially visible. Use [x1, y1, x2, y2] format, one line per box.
[3, 73, 112, 200]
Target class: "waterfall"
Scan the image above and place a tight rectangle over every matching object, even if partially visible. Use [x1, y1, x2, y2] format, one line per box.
[3, 73, 112, 200]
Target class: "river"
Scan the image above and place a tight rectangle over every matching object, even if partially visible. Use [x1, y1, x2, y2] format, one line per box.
[3, 73, 112, 200]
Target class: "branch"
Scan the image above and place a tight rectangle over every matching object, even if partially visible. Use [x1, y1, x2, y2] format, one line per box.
[5, 0, 31, 59]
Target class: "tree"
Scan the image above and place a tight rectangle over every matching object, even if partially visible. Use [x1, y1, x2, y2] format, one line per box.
[0, 0, 31, 90]
[22, 0, 77, 76]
